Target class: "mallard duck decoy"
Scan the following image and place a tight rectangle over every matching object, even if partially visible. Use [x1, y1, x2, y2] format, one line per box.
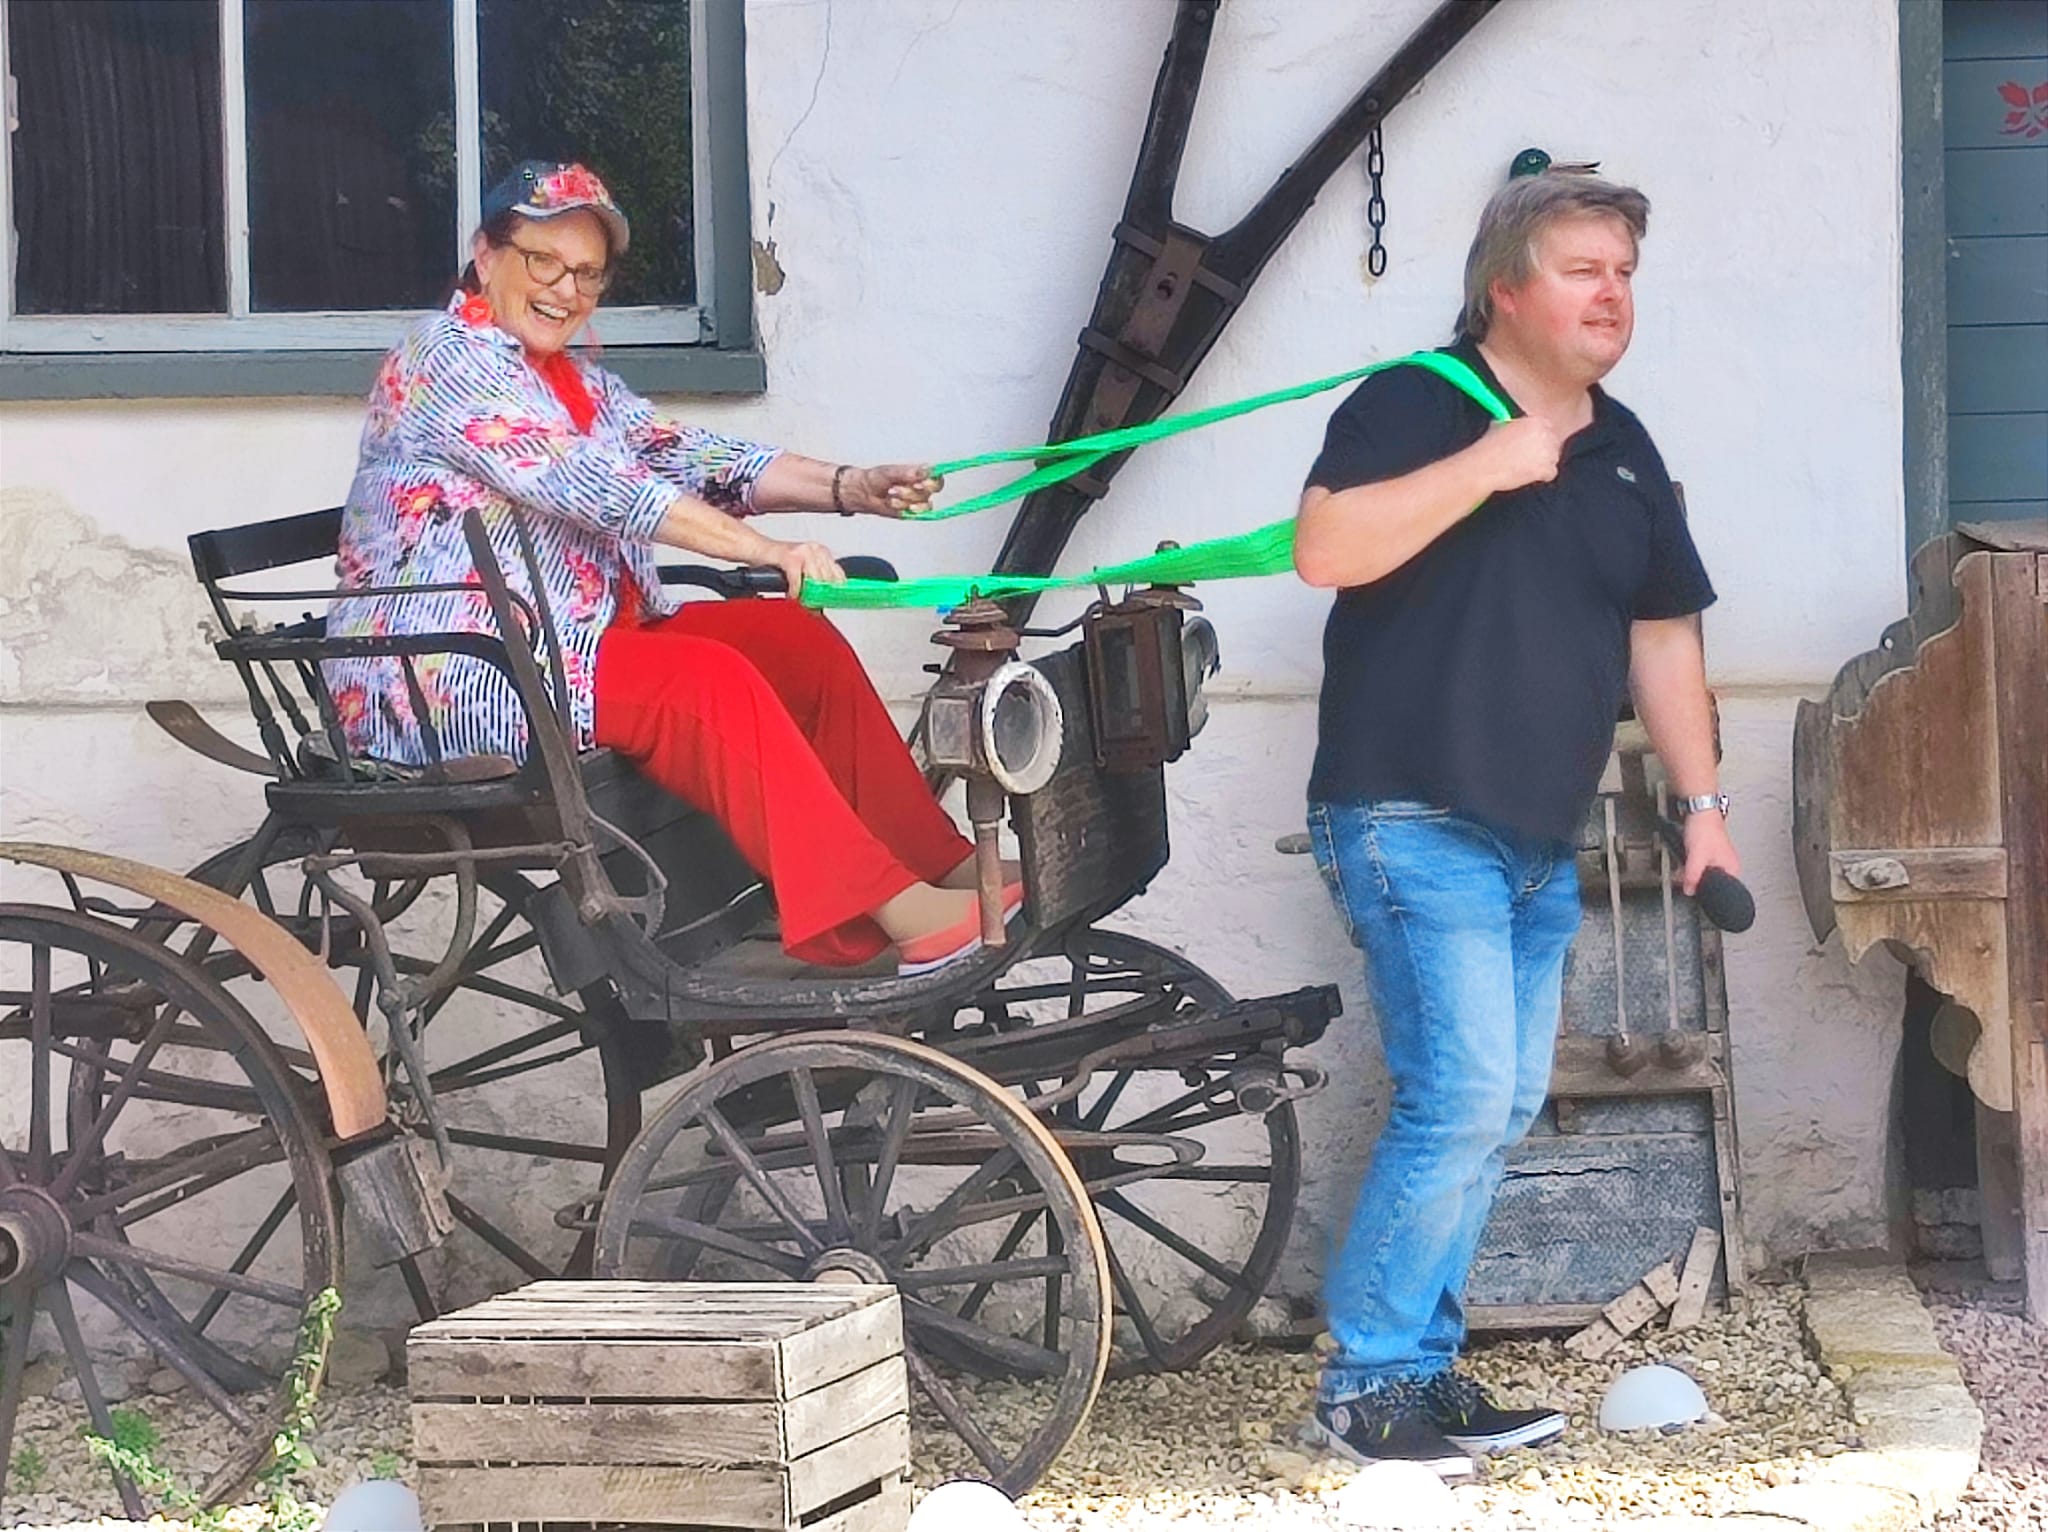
[1509, 147, 1602, 180]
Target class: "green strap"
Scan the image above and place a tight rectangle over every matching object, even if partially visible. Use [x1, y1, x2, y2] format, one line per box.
[802, 518, 1300, 611]
[913, 349, 1511, 520]
[799, 351, 1511, 610]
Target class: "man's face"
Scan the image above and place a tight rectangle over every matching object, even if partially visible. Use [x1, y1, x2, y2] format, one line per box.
[1491, 214, 1637, 383]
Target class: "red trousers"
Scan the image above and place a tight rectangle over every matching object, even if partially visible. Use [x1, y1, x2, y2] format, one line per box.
[592, 599, 972, 966]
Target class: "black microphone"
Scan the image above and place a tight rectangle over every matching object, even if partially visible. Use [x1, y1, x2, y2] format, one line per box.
[1653, 817, 1756, 933]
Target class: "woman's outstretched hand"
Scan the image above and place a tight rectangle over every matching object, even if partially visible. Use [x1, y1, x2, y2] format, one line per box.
[769, 540, 847, 597]
[852, 464, 944, 517]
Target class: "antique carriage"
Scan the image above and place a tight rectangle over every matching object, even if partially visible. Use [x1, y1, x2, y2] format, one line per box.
[0, 500, 1337, 1512]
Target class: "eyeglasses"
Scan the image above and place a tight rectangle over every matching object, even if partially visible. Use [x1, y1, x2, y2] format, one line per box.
[504, 242, 613, 295]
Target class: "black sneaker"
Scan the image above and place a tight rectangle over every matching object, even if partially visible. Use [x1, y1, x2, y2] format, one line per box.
[1310, 1381, 1477, 1480]
[1419, 1369, 1568, 1453]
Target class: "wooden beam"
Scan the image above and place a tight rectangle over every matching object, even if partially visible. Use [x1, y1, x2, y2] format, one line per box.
[1987, 552, 2048, 1322]
[1977, 1097, 2024, 1284]
[1829, 846, 2009, 902]
[1548, 1032, 1726, 1100]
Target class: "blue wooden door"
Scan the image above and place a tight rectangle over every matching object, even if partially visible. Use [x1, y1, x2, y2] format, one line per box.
[1946, 1, 2048, 525]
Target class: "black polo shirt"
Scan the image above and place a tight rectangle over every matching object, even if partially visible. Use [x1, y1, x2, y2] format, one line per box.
[1304, 340, 1715, 843]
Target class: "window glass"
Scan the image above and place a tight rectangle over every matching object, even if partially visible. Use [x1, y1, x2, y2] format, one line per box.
[479, 0, 694, 308]
[245, 0, 457, 312]
[8, 0, 226, 314]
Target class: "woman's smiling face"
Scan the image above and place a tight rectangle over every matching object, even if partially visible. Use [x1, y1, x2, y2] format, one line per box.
[472, 210, 611, 356]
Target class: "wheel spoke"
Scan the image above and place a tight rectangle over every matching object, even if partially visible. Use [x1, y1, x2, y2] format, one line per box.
[0, 1290, 37, 1502]
[625, 1207, 807, 1277]
[71, 1230, 308, 1308]
[72, 1125, 283, 1225]
[791, 1069, 850, 1243]
[859, 1079, 918, 1246]
[67, 1261, 255, 1433]
[399, 1256, 439, 1322]
[193, 1185, 299, 1334]
[411, 962, 583, 1026]
[698, 1105, 825, 1258]
[50, 1002, 184, 1203]
[30, 944, 53, 1180]
[1099, 1190, 1247, 1290]
[47, 1037, 262, 1115]
[903, 1295, 1064, 1378]
[882, 1146, 1020, 1265]
[904, 1346, 1010, 1481]
[1042, 1216, 1065, 1353]
[429, 1018, 582, 1091]
[1151, 1162, 1273, 1183]
[1079, 1069, 1136, 1132]
[44, 1279, 147, 1518]
[1122, 1079, 1231, 1136]
[445, 1193, 558, 1281]
[444, 1127, 612, 1164]
[895, 1255, 1072, 1292]
[955, 1210, 1039, 1322]
[1102, 1235, 1168, 1366]
[433, 1043, 590, 1094]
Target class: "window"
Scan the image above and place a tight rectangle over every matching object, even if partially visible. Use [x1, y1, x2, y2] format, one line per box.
[0, 0, 757, 394]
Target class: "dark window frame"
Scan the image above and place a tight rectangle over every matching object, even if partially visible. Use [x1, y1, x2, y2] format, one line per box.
[0, 0, 761, 400]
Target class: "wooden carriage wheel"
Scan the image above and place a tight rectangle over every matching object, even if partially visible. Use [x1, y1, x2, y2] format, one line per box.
[0, 905, 341, 1517]
[181, 826, 642, 1318]
[960, 929, 1304, 1376]
[592, 1032, 1112, 1497]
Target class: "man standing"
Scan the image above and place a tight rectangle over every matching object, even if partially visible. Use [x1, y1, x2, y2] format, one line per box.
[1293, 174, 1740, 1477]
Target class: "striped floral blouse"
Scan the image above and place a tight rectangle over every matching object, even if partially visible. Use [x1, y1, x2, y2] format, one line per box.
[324, 294, 779, 766]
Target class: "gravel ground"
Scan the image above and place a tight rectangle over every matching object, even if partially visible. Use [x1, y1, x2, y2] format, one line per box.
[1916, 1266, 2048, 1532]
[7, 1280, 1873, 1529]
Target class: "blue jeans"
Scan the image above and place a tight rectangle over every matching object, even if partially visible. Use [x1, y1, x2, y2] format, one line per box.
[1308, 798, 1581, 1402]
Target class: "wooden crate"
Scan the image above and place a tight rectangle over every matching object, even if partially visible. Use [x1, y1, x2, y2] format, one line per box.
[408, 1281, 911, 1532]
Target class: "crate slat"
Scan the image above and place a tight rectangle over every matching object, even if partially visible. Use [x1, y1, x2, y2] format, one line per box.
[785, 1358, 910, 1458]
[412, 1358, 909, 1464]
[428, 1474, 912, 1532]
[417, 1463, 784, 1527]
[410, 1337, 780, 1401]
[786, 1415, 910, 1520]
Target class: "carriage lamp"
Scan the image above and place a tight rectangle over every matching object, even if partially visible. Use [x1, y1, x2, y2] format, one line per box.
[925, 598, 1067, 946]
[1083, 580, 1221, 771]
[921, 659, 1064, 796]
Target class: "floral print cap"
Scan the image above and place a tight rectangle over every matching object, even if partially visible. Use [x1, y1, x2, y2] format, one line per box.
[482, 160, 630, 254]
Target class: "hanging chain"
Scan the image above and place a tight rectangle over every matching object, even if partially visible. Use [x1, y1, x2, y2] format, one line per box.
[1364, 119, 1388, 278]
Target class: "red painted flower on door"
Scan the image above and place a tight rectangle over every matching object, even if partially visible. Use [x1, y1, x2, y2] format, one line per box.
[1999, 80, 2048, 139]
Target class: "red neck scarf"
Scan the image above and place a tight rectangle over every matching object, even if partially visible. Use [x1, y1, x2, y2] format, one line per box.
[536, 349, 597, 435]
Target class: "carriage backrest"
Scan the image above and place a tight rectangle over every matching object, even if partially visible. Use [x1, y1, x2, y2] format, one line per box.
[189, 507, 345, 597]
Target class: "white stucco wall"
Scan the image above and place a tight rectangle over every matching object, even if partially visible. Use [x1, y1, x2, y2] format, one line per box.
[1, 0, 1911, 1317]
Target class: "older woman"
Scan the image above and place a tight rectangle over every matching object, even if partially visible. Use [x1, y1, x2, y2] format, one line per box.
[326, 160, 1008, 974]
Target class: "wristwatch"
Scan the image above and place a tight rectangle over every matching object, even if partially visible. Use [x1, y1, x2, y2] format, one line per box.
[1675, 792, 1731, 819]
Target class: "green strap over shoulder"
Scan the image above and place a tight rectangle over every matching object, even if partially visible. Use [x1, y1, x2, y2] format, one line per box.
[800, 351, 1510, 611]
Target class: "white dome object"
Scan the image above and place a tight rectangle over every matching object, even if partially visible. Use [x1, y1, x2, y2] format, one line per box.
[1331, 1458, 1462, 1527]
[1598, 1363, 1711, 1432]
[322, 1479, 425, 1531]
[909, 1478, 1027, 1531]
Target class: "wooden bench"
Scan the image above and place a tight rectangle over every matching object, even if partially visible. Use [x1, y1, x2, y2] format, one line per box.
[408, 1281, 911, 1531]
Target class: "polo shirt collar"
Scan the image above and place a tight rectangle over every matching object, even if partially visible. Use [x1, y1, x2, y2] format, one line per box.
[1447, 335, 1621, 454]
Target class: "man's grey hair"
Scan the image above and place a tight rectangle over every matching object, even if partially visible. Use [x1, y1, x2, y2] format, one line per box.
[1457, 175, 1650, 341]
